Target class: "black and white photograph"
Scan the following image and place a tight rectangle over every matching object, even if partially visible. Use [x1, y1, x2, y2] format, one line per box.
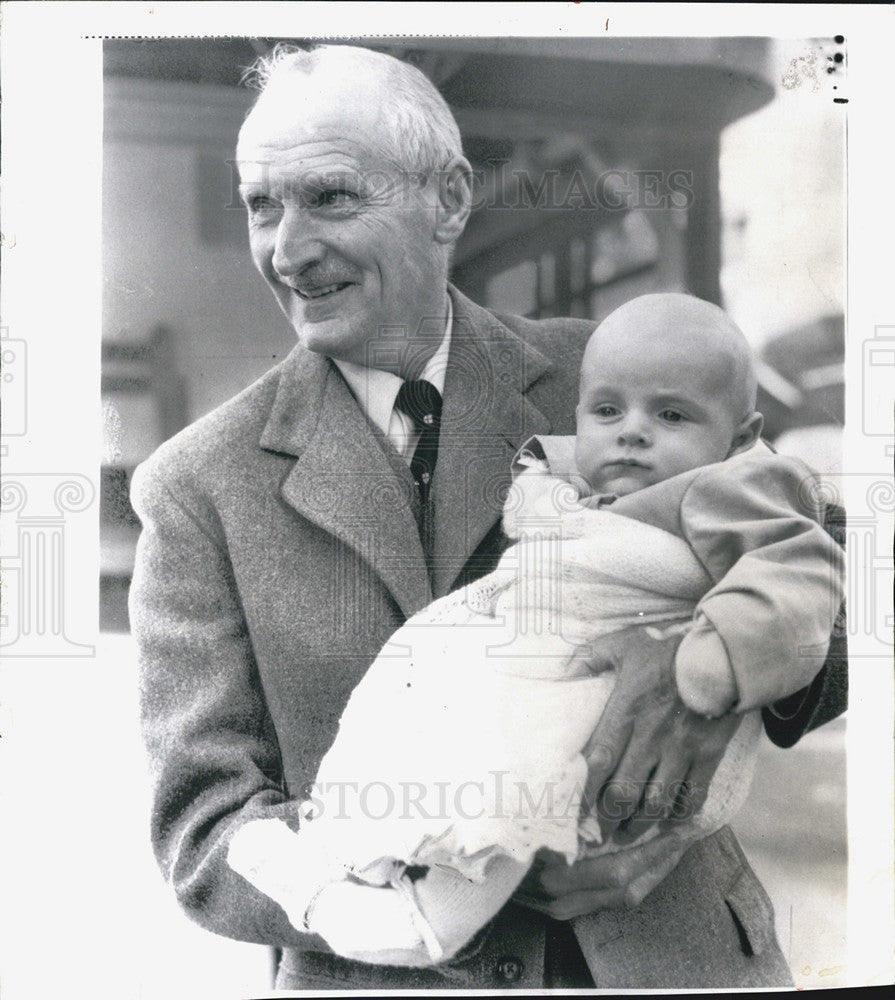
[1, 4, 893, 998]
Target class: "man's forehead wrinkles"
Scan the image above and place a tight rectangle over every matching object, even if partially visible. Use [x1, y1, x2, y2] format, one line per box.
[238, 118, 395, 159]
[237, 143, 400, 185]
[240, 140, 374, 164]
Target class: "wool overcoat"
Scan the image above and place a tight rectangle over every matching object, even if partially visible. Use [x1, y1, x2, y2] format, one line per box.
[130, 286, 845, 990]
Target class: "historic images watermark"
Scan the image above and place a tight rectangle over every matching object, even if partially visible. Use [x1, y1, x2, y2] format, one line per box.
[225, 161, 695, 214]
[297, 771, 698, 827]
[863, 325, 895, 446]
[3, 328, 97, 656]
[1, 474, 96, 657]
[1, 327, 27, 457]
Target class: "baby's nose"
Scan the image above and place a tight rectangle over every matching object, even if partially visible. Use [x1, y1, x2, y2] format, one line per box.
[617, 415, 652, 446]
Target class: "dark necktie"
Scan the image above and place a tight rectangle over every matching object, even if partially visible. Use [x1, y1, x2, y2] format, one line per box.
[395, 379, 443, 506]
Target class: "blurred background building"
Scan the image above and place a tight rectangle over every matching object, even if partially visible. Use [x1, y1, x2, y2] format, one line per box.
[100, 36, 846, 992]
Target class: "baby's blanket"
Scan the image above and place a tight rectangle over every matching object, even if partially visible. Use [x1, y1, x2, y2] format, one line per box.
[293, 465, 761, 886]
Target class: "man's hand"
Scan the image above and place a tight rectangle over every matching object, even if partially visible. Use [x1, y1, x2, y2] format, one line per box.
[579, 624, 741, 844]
[513, 624, 745, 921]
[515, 825, 704, 919]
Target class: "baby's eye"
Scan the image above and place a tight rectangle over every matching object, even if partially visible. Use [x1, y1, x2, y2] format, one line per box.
[594, 405, 620, 418]
[659, 409, 686, 423]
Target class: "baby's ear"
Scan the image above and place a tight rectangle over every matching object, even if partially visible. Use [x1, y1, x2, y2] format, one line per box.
[727, 411, 764, 458]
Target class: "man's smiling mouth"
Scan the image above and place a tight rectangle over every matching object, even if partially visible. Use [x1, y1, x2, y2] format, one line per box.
[294, 282, 352, 300]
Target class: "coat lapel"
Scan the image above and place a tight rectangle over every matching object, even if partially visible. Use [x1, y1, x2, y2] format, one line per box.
[257, 287, 555, 612]
[430, 289, 553, 597]
[260, 346, 431, 620]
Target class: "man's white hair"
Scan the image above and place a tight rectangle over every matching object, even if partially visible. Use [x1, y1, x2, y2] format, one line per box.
[243, 43, 463, 177]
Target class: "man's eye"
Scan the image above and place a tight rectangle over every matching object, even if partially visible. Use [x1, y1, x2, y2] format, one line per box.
[320, 188, 357, 207]
[246, 195, 277, 215]
[659, 409, 685, 423]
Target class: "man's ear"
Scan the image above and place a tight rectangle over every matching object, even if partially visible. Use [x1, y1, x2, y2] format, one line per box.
[727, 411, 764, 458]
[433, 156, 473, 245]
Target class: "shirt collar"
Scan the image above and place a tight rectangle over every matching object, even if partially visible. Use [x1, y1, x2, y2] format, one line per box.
[334, 297, 453, 438]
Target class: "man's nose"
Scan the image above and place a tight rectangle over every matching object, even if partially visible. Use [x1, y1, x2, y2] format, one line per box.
[271, 206, 324, 277]
[617, 413, 652, 447]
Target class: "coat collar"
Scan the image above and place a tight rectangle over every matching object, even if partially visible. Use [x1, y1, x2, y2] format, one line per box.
[258, 285, 553, 615]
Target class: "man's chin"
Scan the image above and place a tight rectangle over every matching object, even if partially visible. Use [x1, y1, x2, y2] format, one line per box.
[290, 313, 363, 361]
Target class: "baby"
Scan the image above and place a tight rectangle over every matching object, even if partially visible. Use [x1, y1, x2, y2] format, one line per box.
[228, 294, 844, 967]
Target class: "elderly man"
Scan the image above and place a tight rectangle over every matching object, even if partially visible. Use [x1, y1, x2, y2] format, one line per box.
[131, 44, 846, 990]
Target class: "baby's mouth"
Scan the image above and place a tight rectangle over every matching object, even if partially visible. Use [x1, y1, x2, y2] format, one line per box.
[605, 459, 651, 470]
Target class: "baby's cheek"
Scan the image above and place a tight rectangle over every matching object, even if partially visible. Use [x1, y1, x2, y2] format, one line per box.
[574, 453, 600, 492]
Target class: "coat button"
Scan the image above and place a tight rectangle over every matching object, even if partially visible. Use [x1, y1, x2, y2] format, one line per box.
[496, 956, 524, 982]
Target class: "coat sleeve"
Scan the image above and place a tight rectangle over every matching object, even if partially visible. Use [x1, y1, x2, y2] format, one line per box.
[761, 500, 848, 748]
[129, 452, 320, 949]
[677, 455, 846, 724]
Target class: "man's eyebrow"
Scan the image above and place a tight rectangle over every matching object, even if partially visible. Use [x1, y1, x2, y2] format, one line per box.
[301, 169, 364, 187]
[237, 183, 268, 205]
[238, 171, 364, 193]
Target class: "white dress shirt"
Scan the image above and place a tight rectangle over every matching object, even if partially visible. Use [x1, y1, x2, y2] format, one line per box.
[334, 299, 452, 465]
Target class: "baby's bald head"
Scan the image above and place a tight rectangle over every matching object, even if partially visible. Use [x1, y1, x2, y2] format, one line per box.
[575, 293, 764, 496]
[582, 293, 757, 421]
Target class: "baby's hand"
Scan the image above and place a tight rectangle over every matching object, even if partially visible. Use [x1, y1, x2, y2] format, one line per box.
[308, 880, 429, 960]
[227, 818, 314, 929]
[674, 622, 738, 718]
